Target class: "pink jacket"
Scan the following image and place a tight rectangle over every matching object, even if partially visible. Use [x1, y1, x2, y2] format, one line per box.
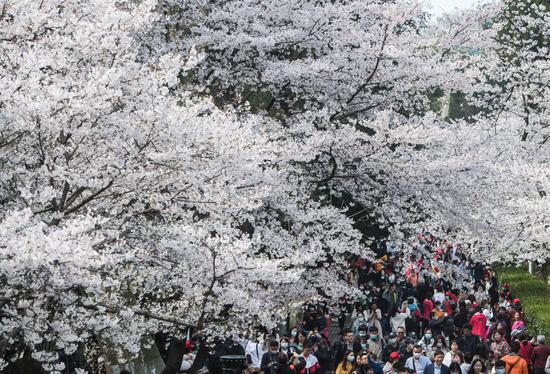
[470, 312, 487, 339]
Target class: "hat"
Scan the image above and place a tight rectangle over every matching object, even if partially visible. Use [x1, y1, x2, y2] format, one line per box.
[390, 352, 400, 360]
[513, 298, 520, 303]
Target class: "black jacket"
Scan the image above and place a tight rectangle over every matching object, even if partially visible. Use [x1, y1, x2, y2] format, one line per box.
[331, 340, 361, 369]
[261, 352, 279, 374]
[457, 334, 480, 356]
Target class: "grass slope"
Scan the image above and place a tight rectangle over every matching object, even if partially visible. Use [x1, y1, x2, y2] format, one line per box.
[495, 265, 550, 338]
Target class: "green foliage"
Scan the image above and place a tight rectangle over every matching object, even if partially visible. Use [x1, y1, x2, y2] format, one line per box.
[495, 265, 550, 338]
[447, 91, 481, 122]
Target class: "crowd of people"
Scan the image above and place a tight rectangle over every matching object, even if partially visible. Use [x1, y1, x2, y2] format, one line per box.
[233, 234, 550, 374]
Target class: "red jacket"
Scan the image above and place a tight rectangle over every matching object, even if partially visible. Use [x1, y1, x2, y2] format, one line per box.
[423, 299, 434, 321]
[531, 343, 550, 369]
[469, 312, 487, 339]
[519, 341, 534, 361]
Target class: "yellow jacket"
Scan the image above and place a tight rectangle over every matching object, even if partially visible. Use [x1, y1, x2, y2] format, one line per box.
[336, 362, 354, 374]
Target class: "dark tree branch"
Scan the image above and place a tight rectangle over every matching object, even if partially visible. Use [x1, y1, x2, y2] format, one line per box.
[63, 180, 114, 215]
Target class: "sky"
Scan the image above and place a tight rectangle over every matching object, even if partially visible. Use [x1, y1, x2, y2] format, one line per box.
[429, 0, 479, 17]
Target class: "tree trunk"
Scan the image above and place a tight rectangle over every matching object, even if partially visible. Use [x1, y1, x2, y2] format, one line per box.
[541, 260, 550, 287]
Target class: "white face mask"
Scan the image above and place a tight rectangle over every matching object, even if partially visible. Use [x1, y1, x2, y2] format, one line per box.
[291, 330, 297, 337]
[413, 352, 421, 359]
[281, 343, 289, 349]
[347, 355, 355, 363]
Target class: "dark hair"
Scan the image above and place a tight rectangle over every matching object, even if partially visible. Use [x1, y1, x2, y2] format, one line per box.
[120, 371, 132, 374]
[474, 306, 482, 313]
[342, 328, 353, 336]
[303, 341, 313, 349]
[270, 340, 279, 347]
[342, 350, 354, 364]
[462, 324, 472, 330]
[464, 353, 473, 364]
[511, 341, 520, 353]
[468, 359, 487, 374]
[449, 362, 461, 373]
[293, 356, 306, 371]
[494, 360, 506, 369]
[369, 326, 378, 333]
[434, 335, 448, 349]
[393, 362, 406, 372]
[433, 350, 445, 358]
[413, 344, 422, 350]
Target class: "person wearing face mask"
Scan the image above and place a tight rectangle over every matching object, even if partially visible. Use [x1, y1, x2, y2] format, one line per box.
[405, 345, 431, 374]
[490, 360, 506, 374]
[432, 336, 448, 357]
[353, 306, 369, 337]
[355, 325, 370, 350]
[333, 329, 362, 368]
[335, 351, 355, 374]
[289, 327, 299, 346]
[419, 330, 435, 357]
[383, 333, 400, 363]
[261, 340, 281, 374]
[367, 326, 384, 359]
[281, 338, 296, 356]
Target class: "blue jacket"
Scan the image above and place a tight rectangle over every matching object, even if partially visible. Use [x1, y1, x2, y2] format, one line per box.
[368, 356, 383, 374]
[424, 363, 450, 374]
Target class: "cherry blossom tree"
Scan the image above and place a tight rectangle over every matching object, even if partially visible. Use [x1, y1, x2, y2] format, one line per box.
[0, 0, 368, 371]
[1, 0, 548, 371]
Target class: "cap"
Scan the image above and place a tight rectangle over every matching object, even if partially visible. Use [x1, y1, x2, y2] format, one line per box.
[513, 298, 520, 303]
[390, 352, 400, 360]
